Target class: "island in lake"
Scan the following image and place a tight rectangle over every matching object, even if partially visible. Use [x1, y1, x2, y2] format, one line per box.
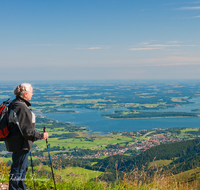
[42, 108, 78, 113]
[101, 110, 199, 119]
[191, 109, 200, 112]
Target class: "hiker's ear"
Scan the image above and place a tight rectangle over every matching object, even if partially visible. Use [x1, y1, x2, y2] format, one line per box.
[23, 92, 28, 99]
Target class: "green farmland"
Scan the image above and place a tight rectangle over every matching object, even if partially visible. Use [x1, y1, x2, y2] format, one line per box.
[34, 129, 133, 150]
[32, 165, 103, 181]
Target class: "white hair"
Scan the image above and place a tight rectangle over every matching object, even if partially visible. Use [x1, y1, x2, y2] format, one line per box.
[14, 83, 32, 98]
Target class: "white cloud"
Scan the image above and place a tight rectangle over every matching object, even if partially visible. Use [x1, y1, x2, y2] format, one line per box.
[147, 44, 182, 47]
[139, 41, 151, 45]
[147, 44, 196, 47]
[168, 41, 180, 44]
[191, 15, 200, 18]
[87, 47, 101, 50]
[76, 46, 110, 50]
[129, 41, 197, 52]
[178, 6, 200, 10]
[192, 1, 200, 4]
[145, 62, 200, 67]
[129, 47, 162, 51]
[139, 56, 200, 65]
[129, 42, 196, 51]
[27, 44, 64, 47]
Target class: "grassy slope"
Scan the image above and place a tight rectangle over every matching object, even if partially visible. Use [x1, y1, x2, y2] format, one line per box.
[33, 165, 103, 180]
[149, 159, 173, 168]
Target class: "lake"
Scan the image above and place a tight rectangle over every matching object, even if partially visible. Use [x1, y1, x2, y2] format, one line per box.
[37, 97, 200, 134]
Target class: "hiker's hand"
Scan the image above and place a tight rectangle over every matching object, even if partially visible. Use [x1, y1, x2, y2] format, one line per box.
[42, 132, 49, 139]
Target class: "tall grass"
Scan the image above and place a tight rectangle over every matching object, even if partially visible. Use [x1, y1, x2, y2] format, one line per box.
[24, 174, 198, 190]
[0, 161, 199, 190]
[24, 169, 199, 190]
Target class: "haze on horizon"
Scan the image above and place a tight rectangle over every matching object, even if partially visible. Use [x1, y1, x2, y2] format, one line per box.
[0, 0, 200, 81]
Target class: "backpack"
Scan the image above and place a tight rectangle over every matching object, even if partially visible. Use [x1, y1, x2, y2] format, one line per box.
[0, 99, 11, 141]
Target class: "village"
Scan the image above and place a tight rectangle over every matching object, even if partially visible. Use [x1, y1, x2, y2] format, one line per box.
[34, 128, 191, 160]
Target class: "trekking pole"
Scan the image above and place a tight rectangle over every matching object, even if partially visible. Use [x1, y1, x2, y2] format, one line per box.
[30, 151, 36, 190]
[43, 127, 57, 190]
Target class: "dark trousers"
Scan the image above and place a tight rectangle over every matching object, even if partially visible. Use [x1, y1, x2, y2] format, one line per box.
[9, 150, 29, 190]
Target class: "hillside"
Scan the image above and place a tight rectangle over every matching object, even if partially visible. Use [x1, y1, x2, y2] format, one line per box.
[93, 138, 200, 181]
[1, 138, 200, 189]
[25, 137, 200, 182]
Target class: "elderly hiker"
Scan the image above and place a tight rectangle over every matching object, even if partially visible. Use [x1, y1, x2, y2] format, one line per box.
[5, 83, 48, 190]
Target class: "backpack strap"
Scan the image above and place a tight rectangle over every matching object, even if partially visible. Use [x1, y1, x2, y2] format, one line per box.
[9, 109, 24, 137]
[8, 100, 25, 137]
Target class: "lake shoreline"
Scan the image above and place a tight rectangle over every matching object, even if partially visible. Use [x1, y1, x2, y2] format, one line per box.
[103, 116, 199, 120]
[37, 97, 200, 133]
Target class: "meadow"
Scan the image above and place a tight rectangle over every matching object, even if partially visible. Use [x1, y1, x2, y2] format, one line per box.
[34, 127, 133, 150]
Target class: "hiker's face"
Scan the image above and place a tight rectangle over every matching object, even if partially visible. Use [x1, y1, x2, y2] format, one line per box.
[24, 88, 33, 101]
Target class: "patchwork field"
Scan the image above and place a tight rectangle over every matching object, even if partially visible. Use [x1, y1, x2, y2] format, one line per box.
[34, 128, 133, 150]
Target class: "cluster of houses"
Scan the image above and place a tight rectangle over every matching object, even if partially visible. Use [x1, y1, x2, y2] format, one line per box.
[32, 127, 192, 160]
[43, 134, 183, 160]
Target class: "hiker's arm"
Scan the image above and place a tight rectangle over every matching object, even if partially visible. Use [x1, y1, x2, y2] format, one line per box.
[16, 107, 43, 141]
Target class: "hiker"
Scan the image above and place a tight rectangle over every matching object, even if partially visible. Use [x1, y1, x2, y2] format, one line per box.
[5, 83, 48, 190]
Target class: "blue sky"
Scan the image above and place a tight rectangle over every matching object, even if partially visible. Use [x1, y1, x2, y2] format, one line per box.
[1, 0, 200, 80]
